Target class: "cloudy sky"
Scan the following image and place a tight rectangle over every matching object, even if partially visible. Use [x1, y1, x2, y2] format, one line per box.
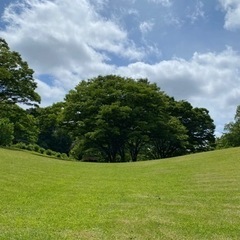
[1, 0, 240, 135]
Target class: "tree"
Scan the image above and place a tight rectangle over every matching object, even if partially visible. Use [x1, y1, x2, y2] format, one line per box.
[0, 118, 14, 146]
[0, 104, 39, 144]
[168, 100, 215, 153]
[0, 38, 40, 106]
[86, 102, 132, 162]
[64, 75, 167, 162]
[217, 105, 240, 148]
[149, 116, 189, 159]
[30, 102, 72, 153]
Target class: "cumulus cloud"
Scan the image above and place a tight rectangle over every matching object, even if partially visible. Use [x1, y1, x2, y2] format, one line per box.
[219, 0, 240, 30]
[116, 48, 240, 135]
[36, 79, 66, 106]
[0, 0, 150, 104]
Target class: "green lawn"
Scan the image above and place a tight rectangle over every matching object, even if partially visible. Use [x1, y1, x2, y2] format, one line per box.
[0, 147, 240, 240]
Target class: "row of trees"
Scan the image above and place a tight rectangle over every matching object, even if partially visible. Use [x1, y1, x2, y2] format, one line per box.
[0, 38, 216, 162]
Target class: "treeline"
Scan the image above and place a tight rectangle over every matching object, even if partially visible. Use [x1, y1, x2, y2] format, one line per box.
[0, 38, 219, 162]
[0, 75, 216, 162]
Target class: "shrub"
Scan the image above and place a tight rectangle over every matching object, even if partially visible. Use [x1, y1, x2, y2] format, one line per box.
[14, 142, 27, 149]
[39, 147, 45, 154]
[26, 144, 35, 151]
[33, 144, 40, 152]
[56, 152, 62, 158]
[45, 149, 55, 156]
[61, 153, 68, 160]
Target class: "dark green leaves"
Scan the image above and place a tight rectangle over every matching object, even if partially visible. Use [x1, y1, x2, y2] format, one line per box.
[64, 75, 215, 162]
[0, 38, 40, 106]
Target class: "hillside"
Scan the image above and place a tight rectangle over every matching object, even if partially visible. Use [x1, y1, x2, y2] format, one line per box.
[0, 147, 240, 239]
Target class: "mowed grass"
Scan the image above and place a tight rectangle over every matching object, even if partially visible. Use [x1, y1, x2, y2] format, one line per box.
[0, 148, 240, 240]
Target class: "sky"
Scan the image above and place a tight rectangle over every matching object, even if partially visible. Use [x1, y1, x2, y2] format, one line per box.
[1, 0, 240, 136]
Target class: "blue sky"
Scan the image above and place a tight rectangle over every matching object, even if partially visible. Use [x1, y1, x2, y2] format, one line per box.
[1, 0, 240, 135]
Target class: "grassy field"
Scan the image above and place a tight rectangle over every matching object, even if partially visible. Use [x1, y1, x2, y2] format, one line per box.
[0, 147, 240, 240]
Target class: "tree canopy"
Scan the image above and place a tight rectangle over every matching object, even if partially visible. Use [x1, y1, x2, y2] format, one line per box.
[63, 75, 215, 162]
[0, 38, 40, 106]
[63, 75, 167, 162]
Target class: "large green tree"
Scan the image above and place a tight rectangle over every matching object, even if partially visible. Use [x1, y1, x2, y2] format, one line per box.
[64, 75, 167, 162]
[0, 38, 40, 106]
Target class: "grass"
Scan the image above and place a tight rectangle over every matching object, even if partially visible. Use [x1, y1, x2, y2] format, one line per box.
[0, 147, 240, 239]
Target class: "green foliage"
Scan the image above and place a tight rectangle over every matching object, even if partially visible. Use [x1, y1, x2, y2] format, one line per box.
[0, 104, 39, 144]
[64, 75, 167, 162]
[60, 153, 68, 160]
[13, 142, 28, 150]
[64, 75, 215, 162]
[217, 105, 240, 148]
[39, 147, 45, 154]
[30, 102, 72, 153]
[44, 149, 55, 156]
[33, 144, 40, 152]
[168, 100, 215, 152]
[12, 142, 70, 160]
[13, 142, 36, 151]
[0, 38, 40, 106]
[1, 147, 240, 239]
[26, 144, 35, 151]
[149, 116, 189, 159]
[0, 118, 14, 146]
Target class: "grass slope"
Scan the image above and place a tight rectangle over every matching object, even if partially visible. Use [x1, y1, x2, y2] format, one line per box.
[0, 148, 240, 240]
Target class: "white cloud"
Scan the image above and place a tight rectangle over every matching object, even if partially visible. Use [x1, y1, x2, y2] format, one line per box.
[0, 0, 149, 105]
[139, 20, 155, 34]
[219, 0, 240, 30]
[36, 79, 66, 107]
[187, 1, 205, 24]
[116, 48, 240, 135]
[163, 13, 183, 28]
[148, 0, 172, 7]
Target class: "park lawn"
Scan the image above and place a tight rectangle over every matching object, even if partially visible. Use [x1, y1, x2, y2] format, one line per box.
[0, 147, 240, 240]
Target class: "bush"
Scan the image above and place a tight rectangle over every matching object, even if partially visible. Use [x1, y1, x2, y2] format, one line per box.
[61, 153, 68, 160]
[26, 144, 35, 151]
[33, 144, 40, 152]
[45, 149, 54, 156]
[12, 141, 70, 160]
[13, 143, 43, 153]
[14, 142, 27, 149]
[39, 147, 45, 154]
[56, 152, 62, 158]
